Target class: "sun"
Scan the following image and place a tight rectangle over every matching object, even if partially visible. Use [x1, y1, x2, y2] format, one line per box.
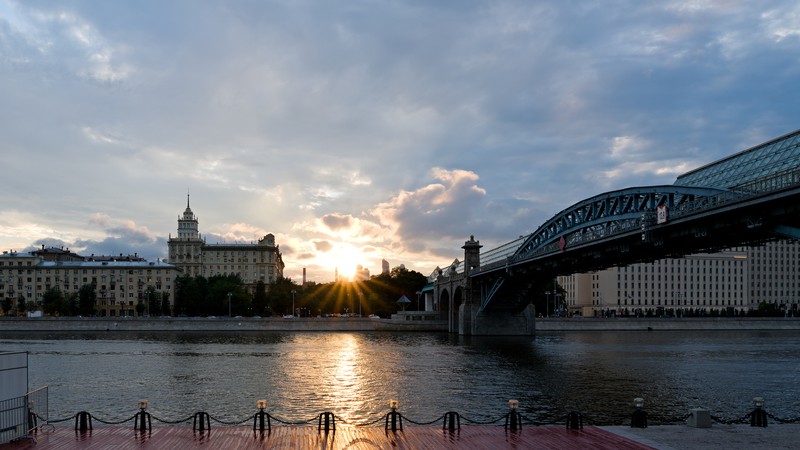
[336, 245, 363, 280]
[324, 243, 364, 281]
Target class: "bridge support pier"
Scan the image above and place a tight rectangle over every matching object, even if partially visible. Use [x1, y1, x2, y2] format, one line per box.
[458, 304, 535, 336]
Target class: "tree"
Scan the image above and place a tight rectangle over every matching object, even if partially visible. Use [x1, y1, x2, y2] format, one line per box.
[78, 284, 96, 316]
[42, 288, 64, 316]
[135, 301, 145, 316]
[1, 297, 11, 316]
[252, 281, 268, 316]
[267, 277, 301, 316]
[16, 296, 26, 315]
[174, 275, 210, 316]
[146, 288, 161, 316]
[160, 292, 171, 316]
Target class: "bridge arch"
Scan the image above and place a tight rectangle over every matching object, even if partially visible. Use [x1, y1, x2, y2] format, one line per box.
[512, 185, 735, 261]
[451, 286, 464, 331]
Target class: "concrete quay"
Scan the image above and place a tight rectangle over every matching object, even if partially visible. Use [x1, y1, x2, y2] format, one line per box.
[535, 316, 800, 332]
[0, 316, 448, 333]
[1, 316, 799, 334]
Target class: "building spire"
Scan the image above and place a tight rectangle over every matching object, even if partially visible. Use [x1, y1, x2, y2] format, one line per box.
[187, 189, 190, 209]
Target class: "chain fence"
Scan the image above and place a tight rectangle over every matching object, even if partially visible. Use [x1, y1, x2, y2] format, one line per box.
[35, 406, 800, 431]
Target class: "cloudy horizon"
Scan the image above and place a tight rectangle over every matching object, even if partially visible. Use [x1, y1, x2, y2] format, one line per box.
[1, 1, 799, 282]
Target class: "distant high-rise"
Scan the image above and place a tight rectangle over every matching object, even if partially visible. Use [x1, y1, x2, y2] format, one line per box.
[354, 264, 370, 281]
[382, 259, 390, 274]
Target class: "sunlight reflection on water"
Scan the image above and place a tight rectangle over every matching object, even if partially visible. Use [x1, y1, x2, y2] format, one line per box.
[2, 330, 800, 425]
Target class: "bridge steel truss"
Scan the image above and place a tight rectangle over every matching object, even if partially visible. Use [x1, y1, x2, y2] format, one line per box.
[513, 186, 737, 261]
[474, 171, 800, 313]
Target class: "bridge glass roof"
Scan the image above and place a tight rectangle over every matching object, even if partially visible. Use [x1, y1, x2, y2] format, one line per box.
[479, 235, 528, 267]
[675, 129, 800, 190]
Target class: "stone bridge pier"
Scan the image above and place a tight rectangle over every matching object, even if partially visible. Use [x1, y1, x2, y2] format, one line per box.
[433, 236, 535, 336]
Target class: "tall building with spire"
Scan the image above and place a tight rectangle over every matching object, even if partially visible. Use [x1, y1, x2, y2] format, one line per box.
[167, 195, 284, 293]
[167, 194, 204, 278]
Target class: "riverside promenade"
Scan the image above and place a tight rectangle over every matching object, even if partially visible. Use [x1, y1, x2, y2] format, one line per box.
[4, 424, 800, 449]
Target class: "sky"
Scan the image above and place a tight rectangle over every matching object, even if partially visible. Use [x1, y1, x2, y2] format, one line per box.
[1, 1, 799, 283]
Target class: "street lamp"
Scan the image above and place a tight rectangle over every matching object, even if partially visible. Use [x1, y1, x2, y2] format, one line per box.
[555, 293, 561, 317]
[146, 289, 151, 318]
[545, 291, 551, 317]
[227, 292, 232, 317]
[291, 290, 296, 317]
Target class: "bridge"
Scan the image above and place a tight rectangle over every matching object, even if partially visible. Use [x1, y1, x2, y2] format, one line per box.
[433, 129, 800, 335]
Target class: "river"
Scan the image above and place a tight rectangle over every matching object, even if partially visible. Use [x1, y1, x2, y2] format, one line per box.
[2, 330, 799, 426]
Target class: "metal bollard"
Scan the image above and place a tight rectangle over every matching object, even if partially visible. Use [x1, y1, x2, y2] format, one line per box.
[318, 412, 336, 433]
[134, 410, 151, 432]
[385, 411, 403, 432]
[631, 398, 648, 428]
[193, 412, 211, 432]
[443, 411, 461, 432]
[505, 411, 522, 430]
[254, 410, 271, 433]
[505, 399, 522, 431]
[566, 411, 583, 430]
[74, 411, 93, 432]
[750, 398, 768, 428]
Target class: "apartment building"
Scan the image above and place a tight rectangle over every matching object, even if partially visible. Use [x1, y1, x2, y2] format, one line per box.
[166, 196, 284, 293]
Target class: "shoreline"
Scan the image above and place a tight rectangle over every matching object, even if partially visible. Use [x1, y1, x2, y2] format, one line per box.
[0, 316, 448, 333]
[1, 316, 800, 333]
[535, 316, 800, 331]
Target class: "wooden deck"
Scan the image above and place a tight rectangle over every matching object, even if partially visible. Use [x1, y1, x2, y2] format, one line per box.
[3, 425, 655, 449]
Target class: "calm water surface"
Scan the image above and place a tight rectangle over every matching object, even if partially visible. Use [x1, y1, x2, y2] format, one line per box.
[2, 330, 799, 425]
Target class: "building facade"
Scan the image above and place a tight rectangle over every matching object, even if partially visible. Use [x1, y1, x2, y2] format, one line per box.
[166, 196, 284, 292]
[560, 239, 800, 316]
[0, 249, 177, 317]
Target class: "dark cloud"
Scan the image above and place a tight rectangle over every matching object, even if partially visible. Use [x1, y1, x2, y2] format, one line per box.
[321, 214, 353, 231]
[313, 240, 333, 253]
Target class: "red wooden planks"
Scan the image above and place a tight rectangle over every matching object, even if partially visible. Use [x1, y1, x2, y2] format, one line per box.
[2, 425, 655, 449]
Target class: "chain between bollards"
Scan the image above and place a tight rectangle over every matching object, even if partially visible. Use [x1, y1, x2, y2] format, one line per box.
[48, 396, 800, 431]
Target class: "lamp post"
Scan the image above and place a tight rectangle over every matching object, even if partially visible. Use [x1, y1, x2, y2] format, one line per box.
[545, 291, 551, 317]
[146, 289, 151, 318]
[555, 293, 561, 317]
[227, 292, 232, 317]
[291, 290, 296, 317]
[416, 290, 421, 311]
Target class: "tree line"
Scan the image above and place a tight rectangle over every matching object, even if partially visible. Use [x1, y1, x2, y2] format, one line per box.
[173, 266, 428, 317]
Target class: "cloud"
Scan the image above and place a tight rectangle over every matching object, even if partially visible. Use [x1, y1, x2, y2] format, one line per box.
[371, 168, 487, 246]
[2, 1, 799, 282]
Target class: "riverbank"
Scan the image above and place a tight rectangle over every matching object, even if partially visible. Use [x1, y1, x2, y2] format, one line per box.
[0, 316, 448, 332]
[1, 316, 799, 333]
[535, 316, 800, 331]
